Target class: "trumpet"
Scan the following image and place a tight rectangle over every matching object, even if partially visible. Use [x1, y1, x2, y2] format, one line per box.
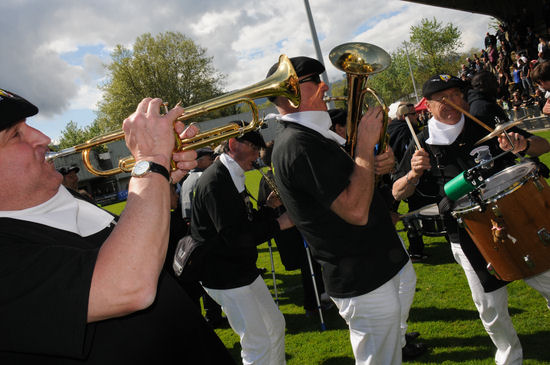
[46, 55, 300, 177]
[252, 159, 280, 199]
[328, 42, 391, 158]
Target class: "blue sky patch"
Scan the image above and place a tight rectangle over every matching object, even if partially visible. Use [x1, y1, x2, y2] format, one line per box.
[354, 10, 401, 35]
[60, 44, 107, 66]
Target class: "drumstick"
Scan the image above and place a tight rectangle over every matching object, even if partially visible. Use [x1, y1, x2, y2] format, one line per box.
[405, 116, 422, 150]
[442, 97, 493, 132]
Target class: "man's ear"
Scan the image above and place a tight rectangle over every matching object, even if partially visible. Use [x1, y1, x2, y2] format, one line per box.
[425, 100, 433, 114]
[228, 138, 238, 152]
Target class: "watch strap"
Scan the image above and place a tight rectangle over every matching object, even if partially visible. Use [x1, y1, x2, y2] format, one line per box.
[148, 161, 170, 182]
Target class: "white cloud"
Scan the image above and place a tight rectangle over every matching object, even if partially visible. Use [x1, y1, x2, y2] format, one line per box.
[1, 0, 492, 135]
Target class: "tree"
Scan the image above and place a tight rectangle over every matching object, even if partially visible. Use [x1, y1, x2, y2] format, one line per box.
[366, 46, 420, 105]
[96, 31, 226, 133]
[409, 17, 463, 81]
[57, 121, 93, 149]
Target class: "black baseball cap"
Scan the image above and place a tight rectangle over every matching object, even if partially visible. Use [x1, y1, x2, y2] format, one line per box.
[58, 166, 80, 175]
[422, 74, 464, 99]
[196, 147, 214, 159]
[232, 120, 266, 149]
[0, 88, 39, 132]
[328, 108, 347, 127]
[266, 56, 325, 79]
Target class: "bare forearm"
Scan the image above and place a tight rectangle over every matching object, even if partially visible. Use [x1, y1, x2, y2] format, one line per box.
[330, 145, 376, 225]
[88, 173, 170, 322]
[392, 173, 417, 201]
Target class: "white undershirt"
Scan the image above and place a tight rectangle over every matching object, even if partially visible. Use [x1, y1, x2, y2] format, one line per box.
[425, 114, 465, 146]
[267, 111, 347, 145]
[0, 185, 115, 237]
[219, 153, 246, 193]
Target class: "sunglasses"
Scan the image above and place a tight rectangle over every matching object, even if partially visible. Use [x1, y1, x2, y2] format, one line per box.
[299, 74, 321, 84]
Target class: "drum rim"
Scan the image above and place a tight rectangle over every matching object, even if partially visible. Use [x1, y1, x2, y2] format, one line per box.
[452, 162, 537, 216]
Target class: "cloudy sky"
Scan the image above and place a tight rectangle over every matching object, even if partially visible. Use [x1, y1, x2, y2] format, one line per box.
[1, 0, 493, 141]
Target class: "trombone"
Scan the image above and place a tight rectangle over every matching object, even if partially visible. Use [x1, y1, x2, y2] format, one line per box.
[46, 55, 300, 177]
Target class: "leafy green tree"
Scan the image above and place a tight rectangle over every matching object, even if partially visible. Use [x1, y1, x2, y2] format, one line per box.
[409, 17, 463, 81]
[96, 31, 226, 133]
[57, 121, 94, 149]
[366, 46, 420, 105]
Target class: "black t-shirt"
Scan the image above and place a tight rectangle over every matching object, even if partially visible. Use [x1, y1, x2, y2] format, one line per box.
[0, 218, 234, 364]
[272, 122, 408, 298]
[190, 159, 280, 289]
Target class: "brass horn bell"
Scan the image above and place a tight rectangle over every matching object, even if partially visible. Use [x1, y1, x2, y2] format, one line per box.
[329, 42, 391, 157]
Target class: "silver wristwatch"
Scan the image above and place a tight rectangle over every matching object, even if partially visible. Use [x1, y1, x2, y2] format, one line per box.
[131, 160, 170, 181]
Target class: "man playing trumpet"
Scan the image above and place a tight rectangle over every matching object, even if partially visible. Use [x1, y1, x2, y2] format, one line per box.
[0, 88, 234, 364]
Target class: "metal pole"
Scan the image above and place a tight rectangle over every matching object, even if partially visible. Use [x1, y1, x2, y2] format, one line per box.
[303, 238, 327, 331]
[303, 0, 334, 109]
[267, 239, 279, 306]
[404, 42, 419, 103]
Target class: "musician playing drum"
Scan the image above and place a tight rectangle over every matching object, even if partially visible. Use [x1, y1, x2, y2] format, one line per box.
[392, 74, 550, 365]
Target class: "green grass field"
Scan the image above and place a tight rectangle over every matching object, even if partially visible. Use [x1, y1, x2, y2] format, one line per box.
[102, 132, 550, 364]
[214, 224, 550, 364]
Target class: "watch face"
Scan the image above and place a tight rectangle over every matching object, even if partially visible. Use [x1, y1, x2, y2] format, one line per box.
[133, 161, 150, 176]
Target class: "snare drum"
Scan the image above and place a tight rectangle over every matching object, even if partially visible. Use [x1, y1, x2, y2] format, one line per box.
[401, 204, 447, 237]
[452, 161, 550, 281]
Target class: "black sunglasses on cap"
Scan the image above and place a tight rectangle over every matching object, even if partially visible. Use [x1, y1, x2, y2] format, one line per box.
[299, 74, 321, 84]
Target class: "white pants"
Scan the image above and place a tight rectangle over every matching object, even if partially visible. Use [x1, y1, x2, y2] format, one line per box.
[451, 242, 550, 365]
[398, 259, 417, 348]
[203, 275, 286, 365]
[331, 273, 402, 365]
[397, 236, 418, 348]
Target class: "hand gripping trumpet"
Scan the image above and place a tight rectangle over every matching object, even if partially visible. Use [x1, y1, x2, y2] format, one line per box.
[46, 55, 300, 176]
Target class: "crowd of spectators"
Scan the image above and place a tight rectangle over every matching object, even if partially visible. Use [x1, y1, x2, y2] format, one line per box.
[457, 19, 550, 119]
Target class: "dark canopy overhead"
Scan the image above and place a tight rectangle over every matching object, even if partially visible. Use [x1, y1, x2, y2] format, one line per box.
[403, 0, 548, 34]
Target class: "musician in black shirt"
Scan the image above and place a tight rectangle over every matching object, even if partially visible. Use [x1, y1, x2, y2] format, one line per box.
[268, 56, 409, 364]
[0, 88, 233, 364]
[393, 74, 550, 364]
[191, 131, 293, 365]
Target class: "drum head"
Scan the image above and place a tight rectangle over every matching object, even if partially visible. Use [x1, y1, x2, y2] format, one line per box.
[453, 162, 536, 216]
[481, 161, 536, 201]
[418, 204, 440, 217]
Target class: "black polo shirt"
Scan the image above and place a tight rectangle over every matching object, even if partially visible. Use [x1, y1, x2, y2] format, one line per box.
[272, 122, 408, 298]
